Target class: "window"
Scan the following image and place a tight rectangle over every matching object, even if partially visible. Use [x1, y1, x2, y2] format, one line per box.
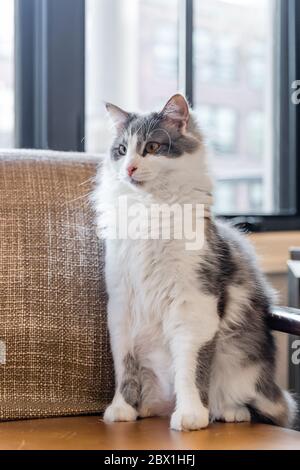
[194, 0, 274, 215]
[0, 0, 14, 147]
[85, 0, 179, 153]
[85, 0, 287, 218]
[9, 0, 300, 228]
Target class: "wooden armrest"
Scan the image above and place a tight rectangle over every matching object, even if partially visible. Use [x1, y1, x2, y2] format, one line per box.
[268, 306, 300, 335]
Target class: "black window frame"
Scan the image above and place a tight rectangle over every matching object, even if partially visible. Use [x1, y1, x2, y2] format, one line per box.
[15, 0, 85, 151]
[14, 0, 300, 232]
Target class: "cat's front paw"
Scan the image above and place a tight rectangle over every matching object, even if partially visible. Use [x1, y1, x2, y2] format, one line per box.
[103, 402, 138, 423]
[170, 407, 209, 431]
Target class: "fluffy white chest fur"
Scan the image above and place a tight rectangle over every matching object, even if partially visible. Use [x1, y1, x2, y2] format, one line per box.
[101, 184, 215, 416]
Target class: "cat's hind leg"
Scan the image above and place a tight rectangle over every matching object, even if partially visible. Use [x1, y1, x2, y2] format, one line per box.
[138, 366, 174, 418]
[138, 366, 163, 418]
[220, 405, 251, 423]
[210, 359, 297, 427]
[209, 356, 259, 425]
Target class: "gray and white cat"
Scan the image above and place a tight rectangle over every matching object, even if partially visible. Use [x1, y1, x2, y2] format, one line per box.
[94, 94, 296, 431]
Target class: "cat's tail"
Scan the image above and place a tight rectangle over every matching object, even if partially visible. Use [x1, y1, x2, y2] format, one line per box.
[249, 389, 298, 429]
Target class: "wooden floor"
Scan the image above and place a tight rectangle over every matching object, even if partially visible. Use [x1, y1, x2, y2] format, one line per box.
[0, 416, 299, 450]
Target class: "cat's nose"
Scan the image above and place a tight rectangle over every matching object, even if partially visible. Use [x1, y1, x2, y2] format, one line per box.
[127, 165, 137, 177]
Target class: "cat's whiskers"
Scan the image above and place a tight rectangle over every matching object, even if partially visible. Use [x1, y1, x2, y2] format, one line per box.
[66, 193, 90, 205]
[146, 116, 160, 141]
[79, 177, 94, 187]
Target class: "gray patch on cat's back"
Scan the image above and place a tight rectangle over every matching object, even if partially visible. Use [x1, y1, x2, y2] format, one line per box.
[195, 336, 216, 408]
[120, 353, 141, 408]
[230, 298, 276, 366]
[198, 221, 236, 318]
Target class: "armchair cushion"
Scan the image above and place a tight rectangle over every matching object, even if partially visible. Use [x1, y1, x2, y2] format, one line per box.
[0, 150, 114, 421]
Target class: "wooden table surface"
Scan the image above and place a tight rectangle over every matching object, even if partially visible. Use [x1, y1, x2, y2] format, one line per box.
[0, 416, 299, 450]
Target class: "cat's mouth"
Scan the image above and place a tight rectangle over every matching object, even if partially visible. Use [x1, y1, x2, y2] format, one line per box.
[125, 175, 145, 187]
[129, 177, 144, 187]
[124, 172, 155, 188]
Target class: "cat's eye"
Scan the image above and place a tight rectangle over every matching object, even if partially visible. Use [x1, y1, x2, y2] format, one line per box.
[118, 144, 127, 156]
[145, 142, 161, 155]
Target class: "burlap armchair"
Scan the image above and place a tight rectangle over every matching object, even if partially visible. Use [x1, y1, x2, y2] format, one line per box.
[0, 150, 299, 450]
[0, 150, 113, 421]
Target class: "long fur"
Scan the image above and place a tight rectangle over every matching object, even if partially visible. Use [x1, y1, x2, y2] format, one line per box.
[93, 95, 297, 431]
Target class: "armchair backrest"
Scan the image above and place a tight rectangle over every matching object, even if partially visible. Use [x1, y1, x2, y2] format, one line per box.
[0, 150, 114, 421]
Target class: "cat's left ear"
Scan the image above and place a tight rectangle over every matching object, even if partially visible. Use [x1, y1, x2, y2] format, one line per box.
[105, 102, 130, 132]
[161, 94, 190, 132]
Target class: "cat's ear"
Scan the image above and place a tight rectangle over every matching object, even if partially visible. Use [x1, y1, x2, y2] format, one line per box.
[105, 102, 130, 132]
[161, 94, 190, 132]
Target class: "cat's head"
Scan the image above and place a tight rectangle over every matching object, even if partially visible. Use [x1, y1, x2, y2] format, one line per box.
[105, 94, 204, 194]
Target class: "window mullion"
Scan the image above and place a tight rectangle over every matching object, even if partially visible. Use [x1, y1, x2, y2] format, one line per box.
[179, 0, 194, 106]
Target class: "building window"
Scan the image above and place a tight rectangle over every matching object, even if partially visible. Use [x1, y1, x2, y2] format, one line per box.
[247, 111, 264, 159]
[195, 30, 238, 84]
[194, 0, 274, 214]
[247, 40, 266, 89]
[196, 106, 237, 155]
[216, 178, 263, 214]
